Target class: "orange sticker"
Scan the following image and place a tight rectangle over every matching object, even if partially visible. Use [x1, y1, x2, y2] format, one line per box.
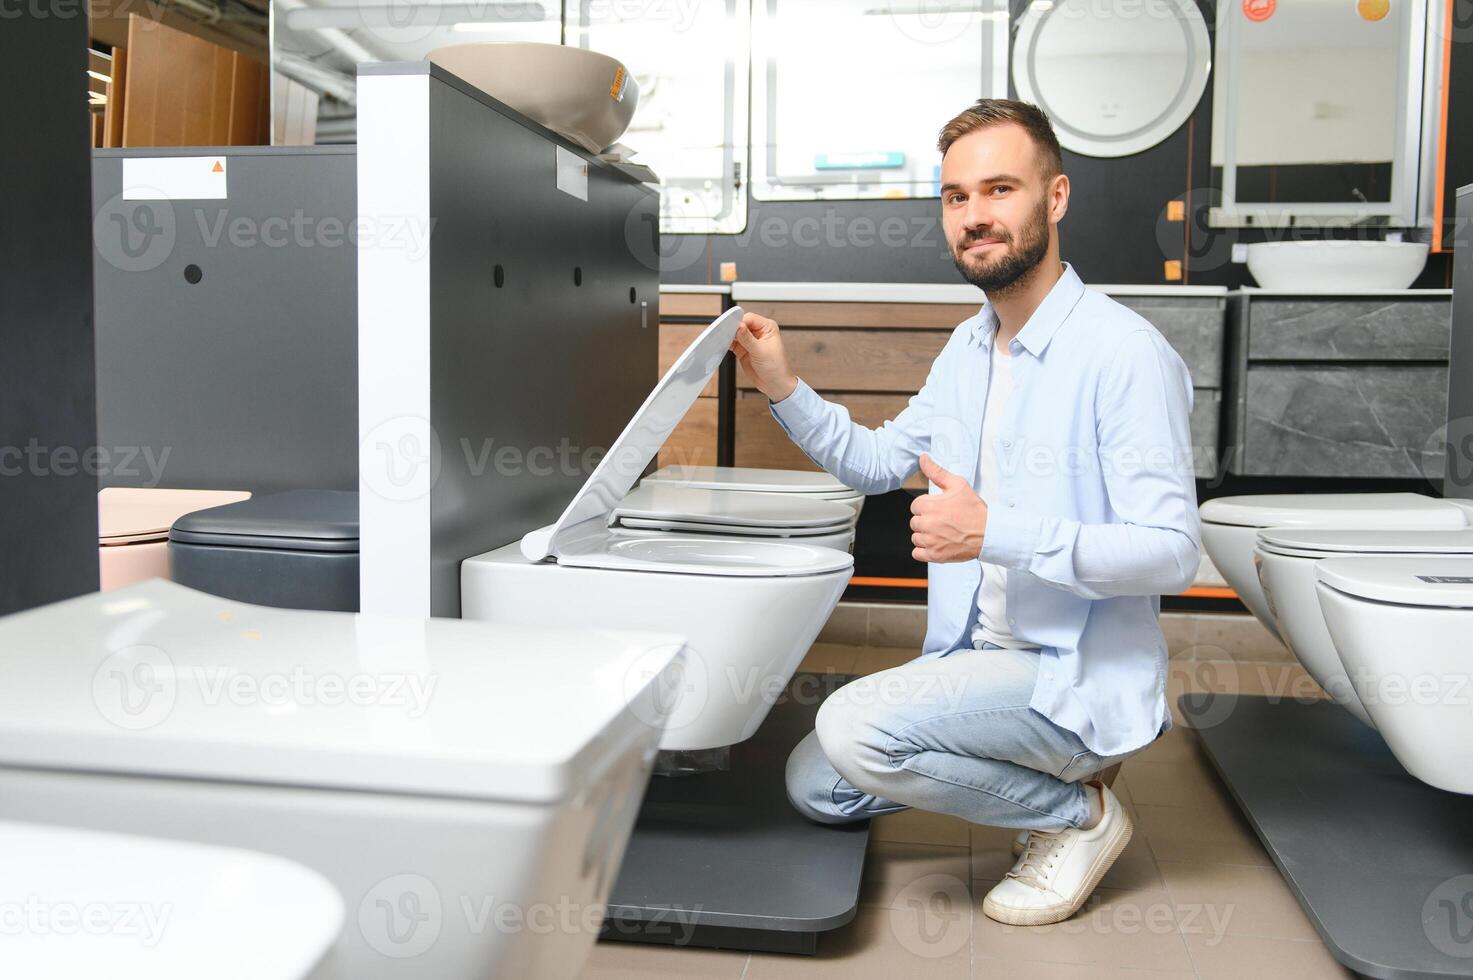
[1163, 259, 1183, 281]
[1243, 0, 1275, 22]
[610, 66, 628, 102]
[1167, 200, 1186, 222]
[1357, 0, 1390, 21]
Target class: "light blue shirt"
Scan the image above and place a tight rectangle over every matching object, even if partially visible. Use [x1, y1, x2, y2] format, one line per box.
[770, 263, 1201, 757]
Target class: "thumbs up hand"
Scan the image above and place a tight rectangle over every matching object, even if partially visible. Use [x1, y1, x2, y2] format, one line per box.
[910, 454, 989, 564]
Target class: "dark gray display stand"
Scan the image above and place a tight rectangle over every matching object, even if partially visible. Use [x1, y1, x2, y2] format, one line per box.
[601, 672, 870, 955]
[1182, 693, 1473, 979]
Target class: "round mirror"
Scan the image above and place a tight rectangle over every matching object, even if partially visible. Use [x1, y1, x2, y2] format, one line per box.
[1012, 0, 1211, 158]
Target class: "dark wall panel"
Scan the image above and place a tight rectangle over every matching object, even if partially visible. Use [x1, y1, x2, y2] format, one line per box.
[0, 11, 100, 615]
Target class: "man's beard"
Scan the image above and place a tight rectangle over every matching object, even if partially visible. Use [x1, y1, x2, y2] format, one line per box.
[951, 195, 1051, 296]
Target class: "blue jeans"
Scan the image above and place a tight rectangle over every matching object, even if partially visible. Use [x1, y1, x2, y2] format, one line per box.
[786, 644, 1143, 832]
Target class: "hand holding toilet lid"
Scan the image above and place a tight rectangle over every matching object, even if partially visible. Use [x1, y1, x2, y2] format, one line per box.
[1258, 527, 1473, 557]
[1316, 556, 1473, 608]
[521, 307, 745, 561]
[0, 821, 341, 980]
[1200, 492, 1469, 529]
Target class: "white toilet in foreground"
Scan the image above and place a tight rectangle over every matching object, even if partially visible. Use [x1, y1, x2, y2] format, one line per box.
[1316, 556, 1473, 794]
[1, 822, 341, 980]
[1199, 493, 1473, 641]
[463, 308, 854, 752]
[1254, 527, 1473, 728]
[0, 580, 685, 980]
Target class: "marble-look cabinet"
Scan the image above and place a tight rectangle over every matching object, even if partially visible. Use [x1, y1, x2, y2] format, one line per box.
[1224, 291, 1453, 479]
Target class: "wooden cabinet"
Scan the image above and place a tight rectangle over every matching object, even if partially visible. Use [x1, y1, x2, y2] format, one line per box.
[657, 290, 727, 468]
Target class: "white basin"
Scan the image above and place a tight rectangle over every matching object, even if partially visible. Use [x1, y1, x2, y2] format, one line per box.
[1245, 240, 1429, 291]
[427, 42, 639, 153]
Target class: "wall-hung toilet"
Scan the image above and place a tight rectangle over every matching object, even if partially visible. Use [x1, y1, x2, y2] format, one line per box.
[1, 821, 342, 980]
[168, 490, 359, 612]
[462, 308, 854, 752]
[98, 488, 251, 591]
[1199, 493, 1473, 642]
[1316, 556, 1473, 795]
[642, 464, 866, 522]
[0, 580, 685, 980]
[611, 482, 857, 553]
[1254, 527, 1473, 728]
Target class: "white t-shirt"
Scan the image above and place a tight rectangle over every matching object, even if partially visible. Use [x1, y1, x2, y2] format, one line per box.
[972, 341, 1040, 651]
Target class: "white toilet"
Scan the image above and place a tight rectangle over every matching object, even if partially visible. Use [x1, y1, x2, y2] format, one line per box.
[462, 307, 854, 753]
[1199, 493, 1473, 642]
[98, 488, 251, 591]
[642, 464, 866, 523]
[0, 580, 686, 980]
[1254, 527, 1473, 728]
[0, 821, 341, 980]
[611, 482, 856, 553]
[1316, 556, 1473, 794]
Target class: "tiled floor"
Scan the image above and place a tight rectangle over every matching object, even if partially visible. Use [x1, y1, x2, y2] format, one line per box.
[578, 639, 1357, 980]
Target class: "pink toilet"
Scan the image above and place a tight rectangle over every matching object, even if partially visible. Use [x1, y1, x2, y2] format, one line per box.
[97, 488, 251, 591]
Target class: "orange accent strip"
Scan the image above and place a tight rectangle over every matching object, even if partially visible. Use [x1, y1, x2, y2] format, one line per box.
[849, 577, 1240, 600]
[1433, 1, 1453, 253]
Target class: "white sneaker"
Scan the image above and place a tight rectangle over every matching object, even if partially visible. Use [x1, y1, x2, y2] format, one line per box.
[982, 782, 1132, 926]
[1010, 830, 1030, 857]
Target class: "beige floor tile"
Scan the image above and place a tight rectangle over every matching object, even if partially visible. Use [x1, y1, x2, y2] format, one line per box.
[1183, 932, 1357, 980]
[851, 646, 920, 676]
[799, 641, 860, 674]
[1159, 612, 1199, 660]
[972, 959, 1197, 979]
[1157, 861, 1318, 941]
[745, 904, 972, 979]
[1120, 760, 1227, 809]
[862, 841, 973, 910]
[1130, 726, 1202, 767]
[577, 939, 749, 979]
[1132, 802, 1271, 868]
[817, 603, 869, 647]
[1189, 613, 1293, 664]
[868, 603, 928, 649]
[871, 807, 973, 847]
[970, 886, 1196, 973]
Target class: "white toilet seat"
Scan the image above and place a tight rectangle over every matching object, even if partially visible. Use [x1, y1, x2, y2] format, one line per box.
[465, 307, 853, 752]
[0, 821, 342, 980]
[1200, 493, 1473, 643]
[1253, 528, 1473, 728]
[1316, 556, 1473, 793]
[611, 482, 853, 544]
[641, 464, 865, 517]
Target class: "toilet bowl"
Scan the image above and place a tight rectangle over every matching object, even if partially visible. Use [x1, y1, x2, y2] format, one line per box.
[1, 821, 341, 979]
[462, 307, 854, 752]
[1316, 556, 1473, 794]
[1254, 527, 1473, 728]
[611, 482, 857, 553]
[98, 488, 251, 591]
[1199, 493, 1473, 642]
[641, 464, 866, 522]
[0, 580, 685, 980]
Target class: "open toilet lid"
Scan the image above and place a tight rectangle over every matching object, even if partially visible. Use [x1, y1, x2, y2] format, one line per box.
[521, 307, 745, 561]
[644, 464, 859, 497]
[1200, 492, 1467, 529]
[1317, 556, 1473, 608]
[1259, 527, 1473, 557]
[611, 483, 852, 533]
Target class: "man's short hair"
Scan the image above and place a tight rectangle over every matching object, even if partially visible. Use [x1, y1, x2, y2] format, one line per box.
[937, 99, 1065, 179]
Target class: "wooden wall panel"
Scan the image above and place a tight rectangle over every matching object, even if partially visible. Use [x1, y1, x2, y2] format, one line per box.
[659, 293, 725, 318]
[739, 301, 978, 329]
[121, 15, 268, 147]
[659, 395, 719, 469]
[733, 390, 925, 489]
[735, 328, 949, 393]
[660, 322, 719, 397]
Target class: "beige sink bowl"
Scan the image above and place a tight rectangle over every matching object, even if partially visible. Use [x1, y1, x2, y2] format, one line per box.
[427, 42, 639, 154]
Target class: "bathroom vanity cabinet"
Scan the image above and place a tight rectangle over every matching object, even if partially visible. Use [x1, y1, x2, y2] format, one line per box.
[1223, 290, 1453, 478]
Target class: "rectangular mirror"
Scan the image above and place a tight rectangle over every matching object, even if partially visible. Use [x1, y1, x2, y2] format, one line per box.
[1210, 0, 1430, 227]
